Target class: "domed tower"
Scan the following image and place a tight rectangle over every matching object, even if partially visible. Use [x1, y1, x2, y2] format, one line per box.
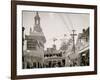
[24, 12, 46, 69]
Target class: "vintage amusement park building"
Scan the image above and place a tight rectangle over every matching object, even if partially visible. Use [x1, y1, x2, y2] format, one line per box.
[76, 28, 89, 66]
[22, 12, 46, 69]
[44, 44, 66, 68]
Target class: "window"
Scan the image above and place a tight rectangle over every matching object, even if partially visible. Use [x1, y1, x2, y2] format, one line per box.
[27, 39, 37, 50]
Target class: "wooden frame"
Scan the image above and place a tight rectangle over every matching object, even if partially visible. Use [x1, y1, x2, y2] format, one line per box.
[11, 1, 97, 80]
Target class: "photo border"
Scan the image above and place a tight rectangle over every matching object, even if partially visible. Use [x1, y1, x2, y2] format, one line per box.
[11, 1, 97, 79]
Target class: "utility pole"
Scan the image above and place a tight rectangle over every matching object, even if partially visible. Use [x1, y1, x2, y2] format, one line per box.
[70, 30, 77, 54]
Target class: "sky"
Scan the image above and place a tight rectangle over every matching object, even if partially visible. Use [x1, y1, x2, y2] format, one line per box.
[22, 11, 89, 50]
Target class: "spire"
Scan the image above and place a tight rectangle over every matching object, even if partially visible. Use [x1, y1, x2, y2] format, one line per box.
[34, 11, 42, 32]
[34, 11, 40, 25]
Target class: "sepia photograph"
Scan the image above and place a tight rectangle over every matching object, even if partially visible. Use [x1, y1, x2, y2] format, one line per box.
[22, 11, 90, 69]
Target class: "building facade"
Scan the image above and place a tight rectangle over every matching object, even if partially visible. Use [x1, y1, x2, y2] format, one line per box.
[23, 12, 46, 69]
[44, 44, 66, 68]
[68, 28, 90, 66]
[76, 28, 89, 66]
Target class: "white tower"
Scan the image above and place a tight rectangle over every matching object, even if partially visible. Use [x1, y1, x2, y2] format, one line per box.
[24, 12, 46, 69]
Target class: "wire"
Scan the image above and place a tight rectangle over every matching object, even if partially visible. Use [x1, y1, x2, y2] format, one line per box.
[66, 14, 74, 30]
[58, 14, 71, 35]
